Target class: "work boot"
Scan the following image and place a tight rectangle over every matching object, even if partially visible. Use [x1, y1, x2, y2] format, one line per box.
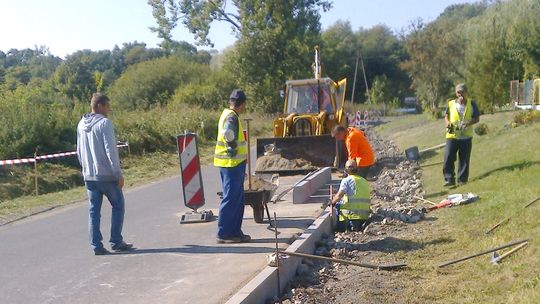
[94, 247, 109, 256]
[443, 180, 455, 187]
[111, 241, 134, 252]
[216, 236, 242, 244]
[240, 234, 251, 242]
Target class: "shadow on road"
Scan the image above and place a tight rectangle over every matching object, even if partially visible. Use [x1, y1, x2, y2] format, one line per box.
[119, 244, 277, 255]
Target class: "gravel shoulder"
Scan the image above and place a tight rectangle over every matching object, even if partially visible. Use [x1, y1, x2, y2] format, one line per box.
[277, 127, 434, 304]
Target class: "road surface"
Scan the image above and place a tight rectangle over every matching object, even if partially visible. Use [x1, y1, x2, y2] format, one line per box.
[0, 163, 324, 303]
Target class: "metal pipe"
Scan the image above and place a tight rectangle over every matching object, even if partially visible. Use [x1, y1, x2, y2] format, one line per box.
[273, 212, 282, 303]
[244, 119, 253, 190]
[277, 250, 407, 270]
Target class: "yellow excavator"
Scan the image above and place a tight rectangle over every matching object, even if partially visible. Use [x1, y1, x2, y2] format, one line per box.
[256, 46, 348, 174]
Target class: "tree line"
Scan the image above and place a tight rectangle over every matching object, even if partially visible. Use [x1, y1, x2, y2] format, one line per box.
[1, 0, 539, 160]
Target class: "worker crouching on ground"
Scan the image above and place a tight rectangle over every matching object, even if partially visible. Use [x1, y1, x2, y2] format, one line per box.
[329, 160, 372, 232]
[214, 89, 251, 243]
[443, 83, 480, 187]
[332, 125, 375, 178]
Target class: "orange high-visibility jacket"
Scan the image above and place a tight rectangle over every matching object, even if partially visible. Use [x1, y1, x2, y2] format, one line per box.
[345, 127, 375, 167]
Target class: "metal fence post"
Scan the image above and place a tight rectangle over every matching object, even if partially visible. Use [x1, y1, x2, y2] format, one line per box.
[34, 148, 39, 196]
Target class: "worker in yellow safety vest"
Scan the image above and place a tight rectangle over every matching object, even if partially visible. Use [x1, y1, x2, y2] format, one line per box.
[214, 89, 250, 243]
[443, 83, 480, 187]
[329, 159, 371, 232]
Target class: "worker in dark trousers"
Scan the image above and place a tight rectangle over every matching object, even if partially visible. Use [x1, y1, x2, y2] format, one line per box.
[443, 83, 480, 186]
[214, 89, 251, 243]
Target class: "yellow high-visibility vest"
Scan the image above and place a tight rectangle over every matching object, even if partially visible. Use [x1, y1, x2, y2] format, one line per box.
[214, 109, 248, 167]
[446, 99, 473, 139]
[339, 175, 371, 221]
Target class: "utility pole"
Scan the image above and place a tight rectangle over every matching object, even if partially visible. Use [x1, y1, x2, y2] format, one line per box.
[351, 50, 360, 104]
[359, 50, 371, 104]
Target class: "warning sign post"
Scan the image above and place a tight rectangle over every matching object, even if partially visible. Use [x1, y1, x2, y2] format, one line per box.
[176, 132, 213, 224]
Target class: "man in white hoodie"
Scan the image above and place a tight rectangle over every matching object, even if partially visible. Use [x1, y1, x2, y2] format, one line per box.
[77, 93, 133, 255]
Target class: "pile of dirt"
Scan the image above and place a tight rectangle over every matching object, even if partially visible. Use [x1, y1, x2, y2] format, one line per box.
[255, 154, 316, 172]
[244, 175, 275, 191]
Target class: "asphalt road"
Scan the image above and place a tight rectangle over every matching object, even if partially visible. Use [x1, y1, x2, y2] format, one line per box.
[0, 159, 322, 303]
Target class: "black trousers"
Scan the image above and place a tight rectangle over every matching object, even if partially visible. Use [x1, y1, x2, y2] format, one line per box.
[357, 165, 371, 178]
[443, 138, 472, 183]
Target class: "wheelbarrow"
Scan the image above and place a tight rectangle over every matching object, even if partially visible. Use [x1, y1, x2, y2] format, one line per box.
[216, 189, 274, 224]
[245, 189, 274, 224]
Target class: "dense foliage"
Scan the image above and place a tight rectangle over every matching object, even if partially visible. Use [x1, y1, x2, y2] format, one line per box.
[1, 0, 540, 163]
[402, 0, 540, 112]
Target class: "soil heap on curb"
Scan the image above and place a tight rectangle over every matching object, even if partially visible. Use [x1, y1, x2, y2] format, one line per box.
[274, 127, 428, 304]
[255, 154, 316, 172]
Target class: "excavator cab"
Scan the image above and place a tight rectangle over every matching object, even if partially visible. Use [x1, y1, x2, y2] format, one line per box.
[255, 46, 348, 174]
[274, 77, 346, 137]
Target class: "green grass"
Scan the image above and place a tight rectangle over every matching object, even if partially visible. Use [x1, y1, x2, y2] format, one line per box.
[0, 111, 274, 225]
[376, 112, 540, 303]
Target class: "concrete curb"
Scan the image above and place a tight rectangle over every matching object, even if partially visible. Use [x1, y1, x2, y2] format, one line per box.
[225, 207, 333, 304]
[292, 167, 332, 204]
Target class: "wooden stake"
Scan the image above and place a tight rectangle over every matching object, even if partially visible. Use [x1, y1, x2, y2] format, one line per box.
[34, 149, 39, 196]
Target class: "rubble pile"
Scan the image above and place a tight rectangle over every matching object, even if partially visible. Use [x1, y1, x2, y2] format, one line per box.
[275, 127, 427, 304]
[364, 128, 403, 159]
[371, 161, 423, 205]
[374, 206, 425, 223]
[364, 128, 424, 208]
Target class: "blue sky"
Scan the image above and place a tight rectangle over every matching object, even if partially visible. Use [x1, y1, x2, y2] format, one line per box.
[0, 0, 475, 58]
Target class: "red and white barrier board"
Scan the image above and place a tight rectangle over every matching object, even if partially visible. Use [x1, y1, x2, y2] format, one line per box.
[176, 134, 205, 210]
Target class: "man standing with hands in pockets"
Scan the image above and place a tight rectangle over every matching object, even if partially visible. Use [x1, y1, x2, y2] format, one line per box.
[77, 93, 133, 255]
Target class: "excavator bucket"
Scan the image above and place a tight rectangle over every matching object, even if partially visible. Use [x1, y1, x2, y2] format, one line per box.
[255, 135, 346, 175]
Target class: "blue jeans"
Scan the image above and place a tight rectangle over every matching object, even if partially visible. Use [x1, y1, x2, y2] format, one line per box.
[217, 162, 246, 239]
[85, 181, 125, 250]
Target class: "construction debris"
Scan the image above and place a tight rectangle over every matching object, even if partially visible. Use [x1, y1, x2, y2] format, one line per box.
[375, 206, 425, 223]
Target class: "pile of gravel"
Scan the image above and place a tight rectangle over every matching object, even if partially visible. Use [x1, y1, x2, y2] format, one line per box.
[371, 160, 423, 205]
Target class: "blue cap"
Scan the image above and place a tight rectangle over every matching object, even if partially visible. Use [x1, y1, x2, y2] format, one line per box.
[229, 89, 246, 102]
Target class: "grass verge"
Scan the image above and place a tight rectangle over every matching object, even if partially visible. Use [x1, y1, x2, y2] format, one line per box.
[0, 111, 273, 225]
[375, 111, 540, 303]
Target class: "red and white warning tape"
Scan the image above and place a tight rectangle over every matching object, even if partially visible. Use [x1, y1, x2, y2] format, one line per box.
[0, 142, 129, 167]
[0, 157, 36, 166]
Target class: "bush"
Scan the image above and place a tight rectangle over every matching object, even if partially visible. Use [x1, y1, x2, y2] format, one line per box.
[512, 110, 540, 126]
[474, 122, 489, 135]
[113, 107, 220, 154]
[108, 56, 211, 110]
[0, 85, 85, 159]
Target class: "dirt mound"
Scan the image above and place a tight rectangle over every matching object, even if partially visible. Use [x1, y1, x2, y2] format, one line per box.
[244, 176, 275, 191]
[254, 154, 316, 172]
